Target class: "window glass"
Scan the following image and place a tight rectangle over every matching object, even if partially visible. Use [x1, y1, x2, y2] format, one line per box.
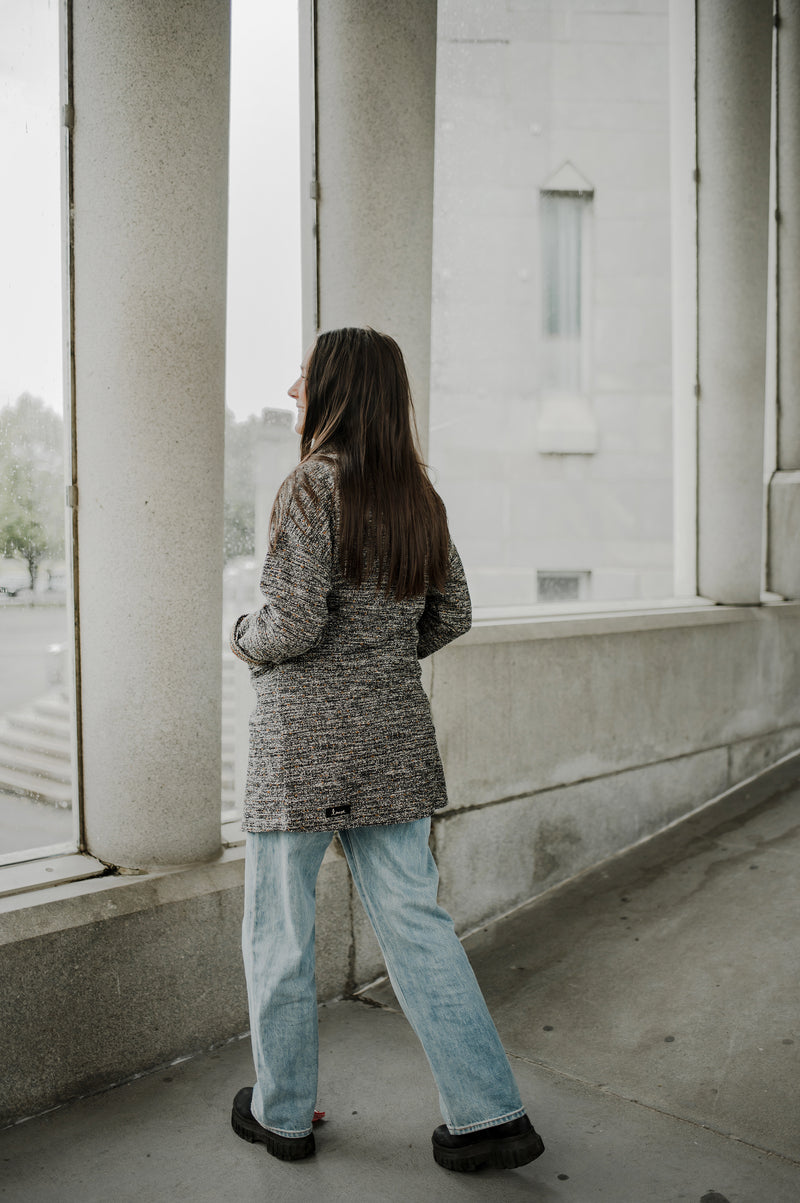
[541, 192, 585, 394]
[429, 0, 675, 611]
[224, 0, 302, 819]
[537, 570, 590, 604]
[0, 0, 74, 859]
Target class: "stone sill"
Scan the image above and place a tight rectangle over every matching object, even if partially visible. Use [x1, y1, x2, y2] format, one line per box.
[0, 817, 248, 906]
[0, 846, 247, 945]
[0, 852, 107, 902]
[463, 596, 800, 646]
[0, 838, 349, 946]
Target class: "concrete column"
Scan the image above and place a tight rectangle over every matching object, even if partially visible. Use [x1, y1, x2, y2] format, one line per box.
[70, 0, 230, 868]
[768, 1, 800, 597]
[304, 0, 438, 450]
[696, 0, 773, 603]
[669, 0, 698, 597]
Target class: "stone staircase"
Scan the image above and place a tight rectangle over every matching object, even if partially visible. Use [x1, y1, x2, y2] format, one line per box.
[0, 656, 238, 811]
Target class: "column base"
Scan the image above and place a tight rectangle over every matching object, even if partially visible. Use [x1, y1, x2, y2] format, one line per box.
[768, 470, 800, 598]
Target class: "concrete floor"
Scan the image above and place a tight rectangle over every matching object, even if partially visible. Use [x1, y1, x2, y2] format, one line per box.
[1, 782, 799, 1202]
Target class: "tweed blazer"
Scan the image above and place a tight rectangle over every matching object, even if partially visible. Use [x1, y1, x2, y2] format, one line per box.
[229, 455, 471, 832]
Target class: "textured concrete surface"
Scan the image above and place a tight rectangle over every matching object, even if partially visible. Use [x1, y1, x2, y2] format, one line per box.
[769, 472, 800, 598]
[696, 0, 773, 602]
[776, 2, 800, 474]
[439, 606, 800, 812]
[0, 854, 249, 1128]
[72, 0, 230, 869]
[470, 781, 800, 1166]
[1, 781, 798, 1200]
[426, 602, 800, 928]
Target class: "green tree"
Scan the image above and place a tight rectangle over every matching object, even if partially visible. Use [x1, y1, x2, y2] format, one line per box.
[0, 393, 65, 590]
[0, 399, 264, 583]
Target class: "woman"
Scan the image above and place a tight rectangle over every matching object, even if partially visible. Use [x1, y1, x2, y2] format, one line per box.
[229, 327, 544, 1173]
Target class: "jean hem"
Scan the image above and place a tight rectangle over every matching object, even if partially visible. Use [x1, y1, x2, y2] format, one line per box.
[251, 1096, 313, 1139]
[255, 1118, 314, 1138]
[447, 1107, 526, 1136]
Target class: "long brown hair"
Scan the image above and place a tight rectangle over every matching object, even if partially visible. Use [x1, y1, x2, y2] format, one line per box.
[276, 327, 450, 600]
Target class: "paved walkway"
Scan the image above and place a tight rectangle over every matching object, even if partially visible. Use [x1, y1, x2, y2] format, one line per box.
[2, 782, 798, 1202]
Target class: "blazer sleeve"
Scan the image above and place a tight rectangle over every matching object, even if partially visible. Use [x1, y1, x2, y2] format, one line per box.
[416, 540, 472, 660]
[230, 471, 333, 667]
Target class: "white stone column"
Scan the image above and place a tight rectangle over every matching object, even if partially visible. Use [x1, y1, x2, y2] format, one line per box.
[70, 0, 230, 868]
[696, 0, 773, 603]
[304, 0, 438, 450]
[768, 1, 800, 598]
[669, 0, 698, 597]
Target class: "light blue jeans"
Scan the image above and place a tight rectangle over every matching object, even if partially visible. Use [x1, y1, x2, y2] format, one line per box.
[242, 817, 525, 1138]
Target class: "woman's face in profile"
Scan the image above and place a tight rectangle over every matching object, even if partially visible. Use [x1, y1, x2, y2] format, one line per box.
[288, 347, 313, 435]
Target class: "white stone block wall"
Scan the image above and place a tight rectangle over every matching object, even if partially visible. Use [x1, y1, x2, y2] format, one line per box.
[429, 0, 674, 609]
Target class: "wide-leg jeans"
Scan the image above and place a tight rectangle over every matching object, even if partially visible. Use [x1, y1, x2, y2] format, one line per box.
[242, 817, 525, 1138]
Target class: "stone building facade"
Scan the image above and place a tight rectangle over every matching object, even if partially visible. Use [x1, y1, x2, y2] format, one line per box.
[429, 0, 673, 608]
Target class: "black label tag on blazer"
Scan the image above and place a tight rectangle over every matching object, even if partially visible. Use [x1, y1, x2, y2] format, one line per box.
[325, 803, 351, 818]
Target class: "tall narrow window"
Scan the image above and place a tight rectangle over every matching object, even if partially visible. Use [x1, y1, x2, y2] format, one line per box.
[536, 164, 596, 458]
[539, 162, 594, 401]
[541, 192, 586, 395]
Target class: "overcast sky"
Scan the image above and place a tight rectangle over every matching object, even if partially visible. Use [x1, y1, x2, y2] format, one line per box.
[0, 0, 301, 422]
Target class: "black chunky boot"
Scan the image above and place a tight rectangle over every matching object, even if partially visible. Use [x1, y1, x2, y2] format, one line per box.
[231, 1087, 316, 1161]
[432, 1114, 545, 1172]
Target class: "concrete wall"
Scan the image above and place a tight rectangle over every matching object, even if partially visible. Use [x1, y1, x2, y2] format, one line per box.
[3, 602, 799, 1124]
[428, 603, 800, 929]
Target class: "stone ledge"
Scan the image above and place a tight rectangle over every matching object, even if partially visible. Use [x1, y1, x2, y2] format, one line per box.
[0, 847, 246, 944]
[462, 597, 800, 647]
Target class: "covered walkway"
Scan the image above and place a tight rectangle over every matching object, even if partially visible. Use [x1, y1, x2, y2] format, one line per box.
[3, 7, 800, 1201]
[3, 775, 797, 1201]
